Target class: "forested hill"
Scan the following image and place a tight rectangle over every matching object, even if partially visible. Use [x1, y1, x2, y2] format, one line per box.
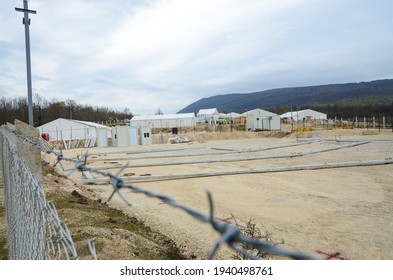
[177, 79, 393, 115]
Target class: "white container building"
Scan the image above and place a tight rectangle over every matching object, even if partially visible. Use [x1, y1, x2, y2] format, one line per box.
[129, 113, 195, 129]
[242, 109, 281, 131]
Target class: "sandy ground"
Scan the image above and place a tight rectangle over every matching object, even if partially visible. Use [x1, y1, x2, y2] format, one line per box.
[53, 128, 393, 260]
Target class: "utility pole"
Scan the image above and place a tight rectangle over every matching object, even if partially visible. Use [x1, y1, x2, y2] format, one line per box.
[15, 0, 37, 126]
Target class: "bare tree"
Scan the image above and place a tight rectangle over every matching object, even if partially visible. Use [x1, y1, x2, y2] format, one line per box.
[155, 107, 164, 115]
[66, 99, 77, 119]
[123, 107, 132, 120]
[0, 95, 135, 126]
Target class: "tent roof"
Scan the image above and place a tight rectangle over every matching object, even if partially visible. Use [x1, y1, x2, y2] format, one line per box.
[197, 108, 219, 115]
[242, 109, 277, 117]
[219, 112, 241, 118]
[280, 109, 327, 119]
[131, 113, 195, 121]
[72, 120, 111, 129]
[37, 118, 111, 129]
[228, 112, 241, 118]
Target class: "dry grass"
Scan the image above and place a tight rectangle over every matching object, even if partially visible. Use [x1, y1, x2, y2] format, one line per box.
[0, 182, 8, 260]
[42, 162, 189, 260]
[0, 163, 189, 260]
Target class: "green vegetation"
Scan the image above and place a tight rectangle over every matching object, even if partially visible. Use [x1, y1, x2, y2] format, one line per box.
[269, 101, 393, 119]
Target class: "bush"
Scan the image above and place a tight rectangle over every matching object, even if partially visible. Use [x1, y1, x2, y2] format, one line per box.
[231, 214, 284, 260]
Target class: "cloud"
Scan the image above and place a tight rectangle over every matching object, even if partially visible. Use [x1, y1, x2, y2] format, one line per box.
[1, 0, 392, 115]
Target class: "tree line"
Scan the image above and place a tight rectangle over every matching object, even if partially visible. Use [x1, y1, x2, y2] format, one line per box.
[269, 102, 393, 119]
[0, 94, 133, 127]
[2, 94, 392, 127]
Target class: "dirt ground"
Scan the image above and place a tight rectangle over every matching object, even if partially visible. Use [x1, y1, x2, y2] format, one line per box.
[50, 128, 393, 260]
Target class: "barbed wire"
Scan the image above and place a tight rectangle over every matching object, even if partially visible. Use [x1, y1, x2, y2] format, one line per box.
[6, 126, 319, 260]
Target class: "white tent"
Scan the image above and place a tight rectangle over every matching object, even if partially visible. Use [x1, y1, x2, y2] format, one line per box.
[242, 109, 281, 131]
[280, 109, 327, 122]
[36, 118, 112, 141]
[197, 108, 219, 116]
[129, 113, 195, 129]
[242, 109, 277, 117]
[227, 112, 241, 118]
[219, 112, 241, 119]
[197, 108, 219, 124]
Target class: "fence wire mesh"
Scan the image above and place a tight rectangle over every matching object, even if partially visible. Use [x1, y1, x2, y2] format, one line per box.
[0, 127, 96, 260]
[1, 123, 319, 260]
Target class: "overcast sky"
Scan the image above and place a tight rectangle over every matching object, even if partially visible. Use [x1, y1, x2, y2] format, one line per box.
[1, 0, 392, 115]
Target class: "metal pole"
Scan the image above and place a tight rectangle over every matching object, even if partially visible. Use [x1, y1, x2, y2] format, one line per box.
[15, 1, 37, 126]
[23, 0, 33, 126]
[378, 114, 380, 132]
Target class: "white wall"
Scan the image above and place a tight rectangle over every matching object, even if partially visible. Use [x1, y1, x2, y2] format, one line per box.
[38, 119, 92, 141]
[247, 116, 281, 131]
[37, 118, 111, 141]
[140, 127, 152, 145]
[130, 114, 195, 129]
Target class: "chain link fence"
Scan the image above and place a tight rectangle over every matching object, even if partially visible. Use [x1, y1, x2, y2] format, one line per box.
[1, 121, 319, 260]
[0, 123, 96, 260]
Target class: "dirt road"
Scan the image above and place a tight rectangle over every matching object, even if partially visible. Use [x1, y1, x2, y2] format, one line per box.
[57, 129, 393, 260]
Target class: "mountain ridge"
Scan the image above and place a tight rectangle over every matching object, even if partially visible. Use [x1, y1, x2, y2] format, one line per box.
[177, 79, 393, 114]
